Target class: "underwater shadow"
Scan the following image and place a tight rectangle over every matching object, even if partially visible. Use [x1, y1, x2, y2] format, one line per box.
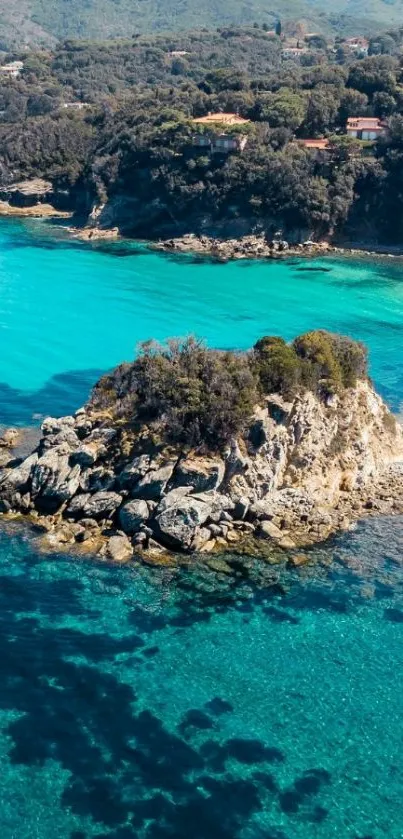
[0, 368, 105, 425]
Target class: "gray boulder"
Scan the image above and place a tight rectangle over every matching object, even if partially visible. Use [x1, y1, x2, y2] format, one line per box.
[80, 467, 116, 493]
[67, 491, 123, 519]
[131, 462, 175, 500]
[0, 452, 38, 490]
[31, 450, 81, 508]
[119, 499, 149, 534]
[154, 495, 213, 550]
[117, 454, 152, 489]
[75, 418, 93, 439]
[41, 428, 79, 450]
[157, 487, 194, 513]
[70, 444, 98, 468]
[41, 416, 75, 436]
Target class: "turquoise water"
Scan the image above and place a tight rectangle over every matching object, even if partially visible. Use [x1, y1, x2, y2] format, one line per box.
[1, 218, 403, 424]
[0, 218, 403, 838]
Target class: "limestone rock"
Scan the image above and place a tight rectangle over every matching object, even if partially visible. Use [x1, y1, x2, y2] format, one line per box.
[131, 462, 176, 500]
[259, 520, 282, 540]
[0, 452, 38, 490]
[106, 534, 133, 562]
[31, 450, 81, 509]
[119, 499, 149, 534]
[80, 467, 116, 493]
[154, 495, 213, 550]
[173, 457, 225, 492]
[71, 444, 98, 468]
[117, 455, 152, 489]
[67, 491, 122, 519]
[41, 427, 79, 450]
[0, 428, 19, 448]
[41, 416, 75, 436]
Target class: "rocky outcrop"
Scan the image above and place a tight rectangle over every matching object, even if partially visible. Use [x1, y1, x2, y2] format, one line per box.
[0, 380, 402, 561]
[152, 233, 333, 261]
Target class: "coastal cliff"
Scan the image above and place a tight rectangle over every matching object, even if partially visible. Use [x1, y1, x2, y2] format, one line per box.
[0, 333, 402, 562]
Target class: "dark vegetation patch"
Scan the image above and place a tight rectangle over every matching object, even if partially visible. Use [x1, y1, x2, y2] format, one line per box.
[2, 33, 403, 248]
[91, 330, 368, 449]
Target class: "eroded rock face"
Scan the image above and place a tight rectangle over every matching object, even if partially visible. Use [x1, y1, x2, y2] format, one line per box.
[0, 380, 402, 557]
[172, 457, 225, 493]
[31, 451, 82, 510]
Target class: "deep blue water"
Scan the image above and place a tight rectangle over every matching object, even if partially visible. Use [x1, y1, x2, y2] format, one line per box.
[0, 218, 402, 839]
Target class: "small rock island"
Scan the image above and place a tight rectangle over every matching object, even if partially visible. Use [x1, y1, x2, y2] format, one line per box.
[1, 331, 402, 562]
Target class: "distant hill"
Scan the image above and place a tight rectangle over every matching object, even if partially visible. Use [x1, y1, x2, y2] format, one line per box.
[0, 0, 401, 48]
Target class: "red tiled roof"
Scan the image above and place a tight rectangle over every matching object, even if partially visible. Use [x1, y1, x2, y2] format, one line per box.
[347, 117, 384, 130]
[299, 138, 330, 149]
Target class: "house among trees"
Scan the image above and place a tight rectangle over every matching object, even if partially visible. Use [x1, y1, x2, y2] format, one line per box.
[0, 61, 23, 77]
[192, 113, 250, 153]
[281, 46, 309, 60]
[344, 37, 369, 56]
[346, 117, 386, 140]
[298, 139, 330, 150]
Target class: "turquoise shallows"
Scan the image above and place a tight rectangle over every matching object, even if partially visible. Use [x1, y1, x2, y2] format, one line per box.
[0, 219, 402, 839]
[0, 218, 403, 425]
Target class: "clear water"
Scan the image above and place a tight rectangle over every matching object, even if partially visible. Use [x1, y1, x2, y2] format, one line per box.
[1, 218, 403, 424]
[0, 218, 402, 839]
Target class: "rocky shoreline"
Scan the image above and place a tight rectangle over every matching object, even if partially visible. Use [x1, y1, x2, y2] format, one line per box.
[0, 379, 402, 566]
[152, 233, 403, 261]
[66, 227, 403, 262]
[0, 200, 72, 219]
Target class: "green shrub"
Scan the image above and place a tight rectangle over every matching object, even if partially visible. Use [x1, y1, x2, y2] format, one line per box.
[92, 337, 258, 449]
[252, 336, 302, 396]
[91, 330, 369, 450]
[329, 333, 368, 388]
[293, 330, 343, 396]
[293, 330, 367, 395]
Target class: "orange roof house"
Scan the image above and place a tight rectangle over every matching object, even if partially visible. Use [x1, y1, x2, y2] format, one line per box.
[346, 117, 386, 140]
[298, 139, 330, 150]
[191, 113, 250, 154]
[192, 113, 250, 126]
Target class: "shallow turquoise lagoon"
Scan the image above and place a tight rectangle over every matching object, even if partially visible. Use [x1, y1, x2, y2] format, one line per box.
[0, 218, 402, 839]
[0, 218, 403, 424]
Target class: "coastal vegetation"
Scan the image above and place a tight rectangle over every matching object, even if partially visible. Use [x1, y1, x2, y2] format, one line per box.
[91, 331, 368, 449]
[2, 26, 403, 241]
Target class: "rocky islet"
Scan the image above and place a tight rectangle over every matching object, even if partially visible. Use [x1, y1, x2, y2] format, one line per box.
[0, 372, 402, 564]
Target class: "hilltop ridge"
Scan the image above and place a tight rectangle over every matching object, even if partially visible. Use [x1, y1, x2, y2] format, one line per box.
[0, 0, 398, 49]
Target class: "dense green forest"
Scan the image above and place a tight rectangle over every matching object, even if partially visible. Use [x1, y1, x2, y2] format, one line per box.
[0, 0, 400, 50]
[2, 25, 403, 242]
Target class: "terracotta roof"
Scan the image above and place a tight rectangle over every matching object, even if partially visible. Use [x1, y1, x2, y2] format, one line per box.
[299, 138, 330, 149]
[192, 113, 250, 126]
[347, 117, 384, 130]
[345, 37, 368, 46]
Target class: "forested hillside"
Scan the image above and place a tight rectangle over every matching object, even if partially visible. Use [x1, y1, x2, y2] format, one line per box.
[1, 26, 403, 243]
[0, 0, 401, 49]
